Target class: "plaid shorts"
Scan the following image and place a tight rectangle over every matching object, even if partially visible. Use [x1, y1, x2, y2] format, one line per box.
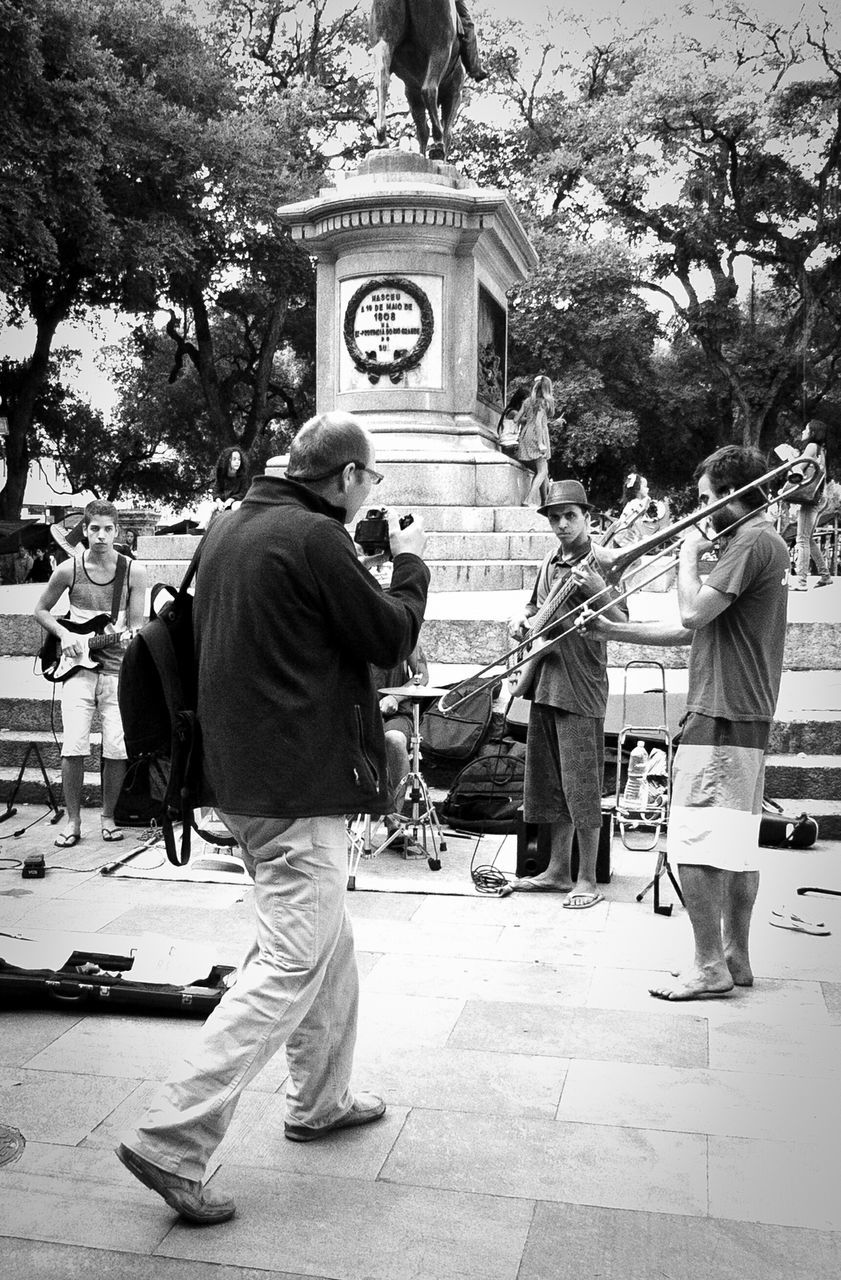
[524, 703, 604, 829]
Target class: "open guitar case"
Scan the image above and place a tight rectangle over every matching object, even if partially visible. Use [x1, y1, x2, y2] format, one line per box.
[0, 930, 235, 1017]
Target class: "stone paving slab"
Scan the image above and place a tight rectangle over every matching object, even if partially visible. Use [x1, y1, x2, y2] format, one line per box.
[380, 1108, 708, 1216]
[156, 1171, 535, 1280]
[1, 821, 840, 1276]
[517, 1202, 841, 1280]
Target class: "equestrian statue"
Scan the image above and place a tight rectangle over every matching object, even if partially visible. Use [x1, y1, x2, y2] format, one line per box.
[370, 0, 487, 161]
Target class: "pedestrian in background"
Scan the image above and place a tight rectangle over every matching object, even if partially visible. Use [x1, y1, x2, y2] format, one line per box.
[515, 374, 554, 507]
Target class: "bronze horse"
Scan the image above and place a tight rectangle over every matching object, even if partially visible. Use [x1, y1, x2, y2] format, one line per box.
[370, 0, 465, 161]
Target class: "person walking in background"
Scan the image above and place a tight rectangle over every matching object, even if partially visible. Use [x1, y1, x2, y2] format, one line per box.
[515, 374, 554, 507]
[13, 545, 33, 583]
[580, 446, 789, 1000]
[116, 411, 429, 1225]
[791, 418, 832, 590]
[27, 547, 53, 583]
[611, 472, 670, 548]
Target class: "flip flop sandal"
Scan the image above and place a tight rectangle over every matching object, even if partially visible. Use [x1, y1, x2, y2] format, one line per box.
[54, 832, 80, 848]
[563, 891, 605, 910]
[100, 826, 124, 843]
[769, 908, 830, 936]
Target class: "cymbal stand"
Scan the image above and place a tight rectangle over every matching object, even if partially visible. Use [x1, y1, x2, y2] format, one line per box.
[347, 697, 446, 889]
[396, 696, 447, 871]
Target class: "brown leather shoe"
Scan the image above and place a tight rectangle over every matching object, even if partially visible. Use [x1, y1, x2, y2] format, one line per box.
[115, 1143, 235, 1224]
[284, 1093, 386, 1142]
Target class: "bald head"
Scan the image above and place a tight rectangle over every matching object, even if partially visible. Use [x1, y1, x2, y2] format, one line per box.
[287, 412, 374, 483]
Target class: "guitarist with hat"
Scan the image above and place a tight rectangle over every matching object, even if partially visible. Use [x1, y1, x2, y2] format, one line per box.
[503, 479, 627, 906]
[34, 500, 147, 848]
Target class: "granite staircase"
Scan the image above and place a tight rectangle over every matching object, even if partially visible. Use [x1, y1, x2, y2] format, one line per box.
[1, 511, 839, 840]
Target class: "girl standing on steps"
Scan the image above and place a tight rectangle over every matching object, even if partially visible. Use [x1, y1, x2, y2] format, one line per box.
[515, 375, 555, 507]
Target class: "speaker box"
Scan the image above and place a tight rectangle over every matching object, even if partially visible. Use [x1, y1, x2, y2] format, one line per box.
[515, 806, 613, 884]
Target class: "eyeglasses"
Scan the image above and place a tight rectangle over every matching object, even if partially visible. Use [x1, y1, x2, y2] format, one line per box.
[351, 461, 384, 485]
[287, 460, 384, 485]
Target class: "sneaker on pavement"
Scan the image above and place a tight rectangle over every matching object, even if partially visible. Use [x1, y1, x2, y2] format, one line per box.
[284, 1093, 386, 1142]
[115, 1143, 236, 1224]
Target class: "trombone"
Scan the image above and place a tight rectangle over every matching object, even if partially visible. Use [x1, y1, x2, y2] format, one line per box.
[436, 453, 818, 717]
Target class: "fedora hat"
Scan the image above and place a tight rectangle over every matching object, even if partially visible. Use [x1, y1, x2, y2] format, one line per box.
[538, 479, 592, 516]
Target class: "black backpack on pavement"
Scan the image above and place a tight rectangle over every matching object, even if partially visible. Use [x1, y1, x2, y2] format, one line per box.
[438, 738, 526, 835]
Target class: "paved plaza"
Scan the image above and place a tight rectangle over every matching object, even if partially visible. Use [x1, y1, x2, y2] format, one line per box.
[1, 814, 839, 1280]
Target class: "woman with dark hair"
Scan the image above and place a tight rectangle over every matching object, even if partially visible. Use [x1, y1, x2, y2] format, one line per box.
[214, 447, 251, 508]
[792, 419, 831, 590]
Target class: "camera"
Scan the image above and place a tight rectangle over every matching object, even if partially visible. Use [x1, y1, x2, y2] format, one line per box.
[354, 508, 414, 558]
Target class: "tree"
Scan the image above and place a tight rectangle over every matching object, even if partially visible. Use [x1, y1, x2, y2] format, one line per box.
[482, 2, 841, 448]
[0, 0, 327, 518]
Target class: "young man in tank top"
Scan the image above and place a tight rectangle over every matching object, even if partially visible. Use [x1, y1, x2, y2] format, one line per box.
[34, 501, 147, 847]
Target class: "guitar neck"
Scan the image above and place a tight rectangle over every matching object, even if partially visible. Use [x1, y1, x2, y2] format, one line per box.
[88, 630, 120, 651]
[529, 551, 594, 633]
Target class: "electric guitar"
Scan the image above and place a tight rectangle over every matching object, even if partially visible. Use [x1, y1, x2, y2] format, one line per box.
[509, 550, 596, 699]
[39, 615, 126, 684]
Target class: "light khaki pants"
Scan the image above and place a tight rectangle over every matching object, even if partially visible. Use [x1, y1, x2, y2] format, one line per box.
[127, 813, 358, 1181]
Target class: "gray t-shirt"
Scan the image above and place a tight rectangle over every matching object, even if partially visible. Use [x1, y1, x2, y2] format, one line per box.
[687, 520, 789, 722]
[527, 543, 611, 718]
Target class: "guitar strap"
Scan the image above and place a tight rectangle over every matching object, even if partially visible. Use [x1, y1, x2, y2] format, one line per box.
[109, 554, 129, 623]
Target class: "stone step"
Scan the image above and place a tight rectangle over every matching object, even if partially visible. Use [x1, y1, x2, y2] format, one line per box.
[131, 557, 546, 594]
[0, 730, 102, 770]
[0, 766, 102, 809]
[143, 527, 558, 561]
[1, 729, 836, 806]
[4, 658, 841, 758]
[4, 769, 838, 839]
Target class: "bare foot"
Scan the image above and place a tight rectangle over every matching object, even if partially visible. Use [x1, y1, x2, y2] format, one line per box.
[650, 967, 735, 1001]
[507, 875, 573, 894]
[724, 950, 754, 986]
[673, 955, 754, 987]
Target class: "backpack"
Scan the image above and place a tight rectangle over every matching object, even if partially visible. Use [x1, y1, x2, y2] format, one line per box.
[420, 676, 497, 765]
[438, 739, 526, 834]
[117, 529, 231, 865]
[113, 755, 169, 828]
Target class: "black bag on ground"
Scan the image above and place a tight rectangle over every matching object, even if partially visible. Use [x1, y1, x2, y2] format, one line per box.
[117, 534, 212, 866]
[438, 739, 526, 834]
[113, 756, 169, 828]
[759, 796, 819, 849]
[420, 677, 498, 765]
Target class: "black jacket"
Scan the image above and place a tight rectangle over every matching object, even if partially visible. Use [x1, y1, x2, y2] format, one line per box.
[193, 476, 429, 817]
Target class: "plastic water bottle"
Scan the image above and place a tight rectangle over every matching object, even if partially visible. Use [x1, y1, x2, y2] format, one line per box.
[622, 740, 649, 809]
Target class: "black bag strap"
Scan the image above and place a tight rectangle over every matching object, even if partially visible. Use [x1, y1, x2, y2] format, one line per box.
[140, 616, 187, 723]
[110, 554, 129, 623]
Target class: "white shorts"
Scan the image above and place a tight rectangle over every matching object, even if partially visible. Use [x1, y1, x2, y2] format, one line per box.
[60, 669, 126, 760]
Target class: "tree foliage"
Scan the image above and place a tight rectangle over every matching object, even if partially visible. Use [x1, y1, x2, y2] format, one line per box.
[472, 2, 841, 457]
[0, 0, 334, 518]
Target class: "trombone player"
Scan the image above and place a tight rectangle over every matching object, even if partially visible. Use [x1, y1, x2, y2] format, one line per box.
[580, 446, 790, 1000]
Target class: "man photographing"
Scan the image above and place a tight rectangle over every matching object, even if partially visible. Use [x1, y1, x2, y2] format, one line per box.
[117, 411, 429, 1223]
[580, 446, 789, 1001]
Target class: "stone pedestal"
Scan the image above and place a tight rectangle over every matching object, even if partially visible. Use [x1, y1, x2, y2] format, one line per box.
[117, 506, 160, 538]
[276, 151, 538, 507]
